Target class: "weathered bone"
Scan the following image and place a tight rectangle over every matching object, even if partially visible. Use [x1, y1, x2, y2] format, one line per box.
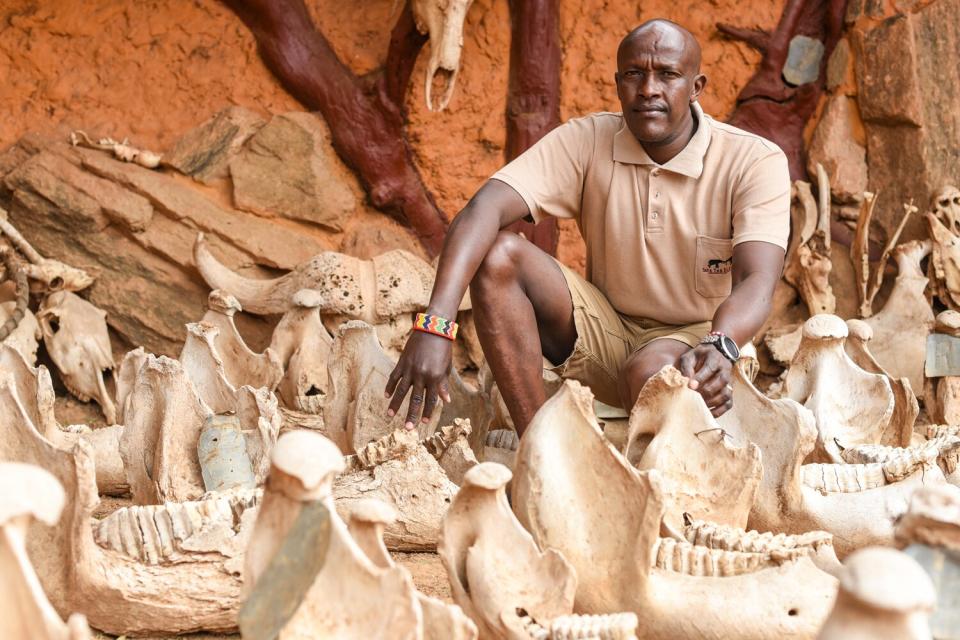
[1, 301, 40, 365]
[69, 130, 162, 168]
[119, 354, 278, 504]
[0, 371, 245, 635]
[927, 310, 960, 424]
[93, 487, 261, 566]
[513, 610, 639, 640]
[37, 291, 117, 425]
[0, 462, 92, 640]
[323, 320, 440, 453]
[0, 246, 30, 347]
[841, 437, 960, 486]
[241, 431, 423, 639]
[196, 289, 283, 390]
[0, 344, 126, 496]
[626, 366, 761, 531]
[411, 0, 475, 112]
[512, 380, 837, 638]
[816, 547, 934, 639]
[439, 462, 578, 639]
[843, 319, 918, 448]
[858, 241, 934, 395]
[0, 206, 95, 293]
[783, 171, 835, 317]
[269, 288, 332, 413]
[784, 314, 894, 462]
[194, 232, 463, 318]
[720, 353, 946, 558]
[348, 499, 479, 639]
[335, 435, 458, 550]
[927, 188, 960, 311]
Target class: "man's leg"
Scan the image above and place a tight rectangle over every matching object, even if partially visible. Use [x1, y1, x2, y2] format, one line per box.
[470, 231, 577, 435]
[617, 339, 691, 410]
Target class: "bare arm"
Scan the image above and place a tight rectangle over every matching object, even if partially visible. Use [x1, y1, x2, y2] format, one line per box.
[679, 241, 784, 415]
[385, 180, 531, 428]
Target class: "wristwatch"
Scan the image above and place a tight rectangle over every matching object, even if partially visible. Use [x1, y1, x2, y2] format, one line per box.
[699, 332, 740, 362]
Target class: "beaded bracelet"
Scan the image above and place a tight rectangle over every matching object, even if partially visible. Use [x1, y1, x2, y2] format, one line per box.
[413, 312, 459, 341]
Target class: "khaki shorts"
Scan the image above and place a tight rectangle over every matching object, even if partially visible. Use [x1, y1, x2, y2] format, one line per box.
[547, 260, 711, 408]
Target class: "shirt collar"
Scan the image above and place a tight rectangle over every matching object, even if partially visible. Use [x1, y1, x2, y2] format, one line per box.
[612, 102, 711, 178]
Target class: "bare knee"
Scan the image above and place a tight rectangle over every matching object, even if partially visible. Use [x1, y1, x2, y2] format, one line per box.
[618, 350, 678, 409]
[472, 231, 526, 296]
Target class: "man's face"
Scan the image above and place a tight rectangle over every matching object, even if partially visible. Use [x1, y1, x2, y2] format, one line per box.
[615, 29, 705, 146]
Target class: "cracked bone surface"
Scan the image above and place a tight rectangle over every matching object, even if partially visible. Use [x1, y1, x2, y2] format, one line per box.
[625, 366, 761, 531]
[512, 380, 836, 638]
[119, 353, 279, 504]
[784, 314, 894, 462]
[323, 320, 440, 453]
[816, 547, 934, 640]
[334, 427, 459, 550]
[720, 352, 945, 558]
[0, 369, 246, 635]
[439, 462, 578, 639]
[69, 130, 162, 168]
[843, 319, 917, 448]
[241, 430, 423, 639]
[0, 344, 127, 496]
[411, 0, 475, 111]
[269, 288, 333, 414]
[0, 462, 92, 640]
[37, 291, 117, 425]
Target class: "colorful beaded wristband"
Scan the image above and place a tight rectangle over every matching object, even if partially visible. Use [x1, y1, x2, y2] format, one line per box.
[413, 312, 459, 341]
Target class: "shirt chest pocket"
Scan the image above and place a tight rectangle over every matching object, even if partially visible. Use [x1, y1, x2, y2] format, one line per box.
[695, 235, 733, 298]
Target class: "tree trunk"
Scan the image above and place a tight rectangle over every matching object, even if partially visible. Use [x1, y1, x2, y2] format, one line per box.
[504, 0, 562, 255]
[223, 0, 448, 256]
[722, 0, 848, 180]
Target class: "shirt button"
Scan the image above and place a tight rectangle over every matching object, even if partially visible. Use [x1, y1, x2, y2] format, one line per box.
[655, 191, 660, 198]
[652, 211, 660, 220]
[651, 168, 660, 177]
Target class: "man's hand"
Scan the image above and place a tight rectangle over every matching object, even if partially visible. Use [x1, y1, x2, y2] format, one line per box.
[677, 344, 733, 417]
[385, 330, 453, 430]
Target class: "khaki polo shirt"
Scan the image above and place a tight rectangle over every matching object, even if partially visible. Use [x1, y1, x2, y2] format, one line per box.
[491, 103, 790, 325]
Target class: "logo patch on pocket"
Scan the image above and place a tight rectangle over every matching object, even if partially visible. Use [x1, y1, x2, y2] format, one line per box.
[702, 256, 732, 275]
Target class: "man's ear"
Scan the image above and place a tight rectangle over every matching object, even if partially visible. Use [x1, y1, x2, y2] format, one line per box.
[690, 74, 707, 102]
[614, 71, 622, 86]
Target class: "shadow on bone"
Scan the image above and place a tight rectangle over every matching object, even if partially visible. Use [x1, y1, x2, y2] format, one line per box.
[512, 380, 837, 639]
[269, 288, 332, 414]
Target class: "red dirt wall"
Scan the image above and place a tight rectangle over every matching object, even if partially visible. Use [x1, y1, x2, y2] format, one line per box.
[0, 0, 785, 271]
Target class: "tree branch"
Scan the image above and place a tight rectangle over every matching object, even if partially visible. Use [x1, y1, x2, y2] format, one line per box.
[504, 0, 562, 255]
[724, 0, 849, 180]
[223, 0, 447, 255]
[716, 23, 771, 53]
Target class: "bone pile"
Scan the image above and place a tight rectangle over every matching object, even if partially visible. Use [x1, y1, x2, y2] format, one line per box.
[2, 176, 960, 639]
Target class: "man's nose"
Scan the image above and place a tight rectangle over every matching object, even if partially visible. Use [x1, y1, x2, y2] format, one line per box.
[638, 73, 662, 98]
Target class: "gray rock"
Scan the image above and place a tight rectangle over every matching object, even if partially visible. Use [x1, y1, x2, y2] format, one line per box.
[165, 106, 265, 184]
[230, 112, 360, 232]
[782, 35, 824, 86]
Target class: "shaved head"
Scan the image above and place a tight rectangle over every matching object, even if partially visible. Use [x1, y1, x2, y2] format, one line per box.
[618, 19, 702, 74]
[614, 19, 707, 157]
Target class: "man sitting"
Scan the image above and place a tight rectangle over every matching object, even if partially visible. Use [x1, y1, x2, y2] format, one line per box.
[386, 19, 789, 435]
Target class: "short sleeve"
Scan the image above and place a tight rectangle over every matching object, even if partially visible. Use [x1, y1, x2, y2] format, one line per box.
[731, 145, 791, 250]
[490, 116, 595, 224]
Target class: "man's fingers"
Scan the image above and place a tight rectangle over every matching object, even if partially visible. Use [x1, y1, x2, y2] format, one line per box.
[404, 384, 427, 430]
[677, 349, 697, 379]
[387, 377, 411, 417]
[385, 365, 403, 399]
[698, 370, 728, 398]
[439, 380, 451, 404]
[692, 352, 720, 385]
[420, 388, 441, 424]
[710, 398, 734, 418]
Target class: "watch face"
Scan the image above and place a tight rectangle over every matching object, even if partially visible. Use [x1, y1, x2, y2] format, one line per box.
[720, 336, 740, 361]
